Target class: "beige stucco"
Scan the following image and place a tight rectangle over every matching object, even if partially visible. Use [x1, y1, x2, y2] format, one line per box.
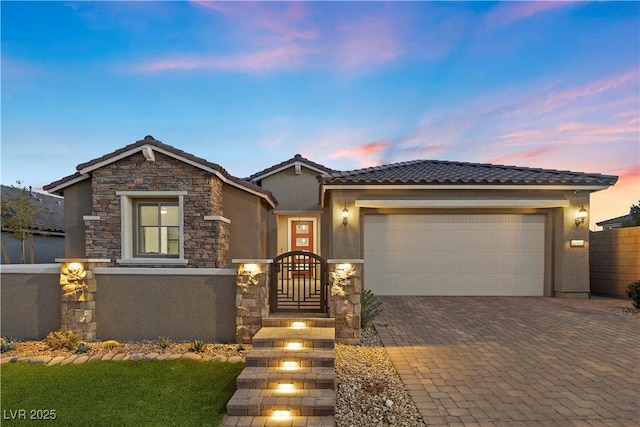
[62, 179, 92, 258]
[327, 187, 594, 298]
[223, 185, 270, 259]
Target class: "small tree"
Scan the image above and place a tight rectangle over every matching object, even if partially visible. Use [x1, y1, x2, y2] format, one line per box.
[1, 181, 44, 263]
[622, 200, 640, 227]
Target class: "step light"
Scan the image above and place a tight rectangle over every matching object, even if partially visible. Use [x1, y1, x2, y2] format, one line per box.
[271, 409, 292, 421]
[281, 361, 300, 370]
[276, 383, 296, 393]
[290, 321, 306, 329]
[285, 341, 303, 350]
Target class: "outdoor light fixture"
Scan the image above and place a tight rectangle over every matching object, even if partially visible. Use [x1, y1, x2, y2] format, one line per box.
[290, 321, 306, 329]
[342, 206, 349, 225]
[281, 361, 300, 370]
[272, 410, 292, 420]
[286, 341, 303, 350]
[575, 206, 588, 226]
[276, 383, 296, 393]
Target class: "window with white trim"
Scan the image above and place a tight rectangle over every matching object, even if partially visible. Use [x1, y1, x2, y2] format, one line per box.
[116, 191, 187, 265]
[134, 200, 179, 257]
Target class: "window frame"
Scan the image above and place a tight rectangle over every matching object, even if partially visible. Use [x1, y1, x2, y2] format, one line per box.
[116, 191, 187, 265]
[134, 200, 180, 258]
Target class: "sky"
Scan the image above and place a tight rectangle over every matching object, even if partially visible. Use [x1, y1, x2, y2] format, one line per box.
[1, 0, 638, 229]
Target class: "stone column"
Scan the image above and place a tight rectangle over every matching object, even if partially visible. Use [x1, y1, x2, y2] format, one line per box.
[58, 259, 108, 342]
[328, 260, 363, 345]
[234, 261, 270, 344]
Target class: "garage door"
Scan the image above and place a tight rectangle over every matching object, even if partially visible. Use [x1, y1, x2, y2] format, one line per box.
[364, 214, 545, 296]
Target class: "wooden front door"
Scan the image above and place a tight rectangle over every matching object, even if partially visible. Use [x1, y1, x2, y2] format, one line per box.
[290, 220, 314, 276]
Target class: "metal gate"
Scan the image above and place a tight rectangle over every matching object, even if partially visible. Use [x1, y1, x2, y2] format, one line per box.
[270, 251, 328, 313]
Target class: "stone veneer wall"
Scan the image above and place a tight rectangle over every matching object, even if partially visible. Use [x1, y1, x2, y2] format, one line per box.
[86, 151, 229, 268]
[235, 263, 270, 344]
[328, 262, 362, 345]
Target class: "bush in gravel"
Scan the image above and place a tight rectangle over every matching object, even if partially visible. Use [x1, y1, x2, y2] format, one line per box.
[157, 336, 172, 350]
[626, 280, 640, 309]
[102, 340, 120, 349]
[1, 337, 16, 353]
[46, 329, 80, 351]
[76, 342, 91, 354]
[361, 289, 383, 328]
[188, 340, 207, 353]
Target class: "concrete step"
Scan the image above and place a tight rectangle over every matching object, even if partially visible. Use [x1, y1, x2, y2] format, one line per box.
[252, 327, 335, 350]
[237, 367, 335, 390]
[226, 389, 335, 416]
[221, 415, 335, 426]
[262, 317, 334, 328]
[245, 348, 335, 368]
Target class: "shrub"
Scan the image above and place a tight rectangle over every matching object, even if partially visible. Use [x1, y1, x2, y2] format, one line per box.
[102, 340, 120, 349]
[46, 329, 80, 351]
[1, 338, 16, 353]
[626, 280, 640, 309]
[361, 289, 383, 328]
[188, 340, 207, 353]
[76, 342, 91, 354]
[157, 336, 172, 350]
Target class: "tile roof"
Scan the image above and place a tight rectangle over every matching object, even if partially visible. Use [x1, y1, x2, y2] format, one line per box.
[1, 185, 65, 233]
[596, 213, 634, 226]
[44, 136, 277, 206]
[320, 159, 618, 187]
[248, 154, 336, 182]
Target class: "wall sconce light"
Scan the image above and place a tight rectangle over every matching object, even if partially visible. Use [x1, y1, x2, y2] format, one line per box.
[342, 206, 349, 225]
[575, 206, 587, 226]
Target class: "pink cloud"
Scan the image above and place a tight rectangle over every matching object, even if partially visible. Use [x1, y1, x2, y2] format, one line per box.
[486, 147, 555, 165]
[135, 44, 309, 73]
[484, 1, 580, 30]
[330, 141, 390, 160]
[333, 16, 403, 70]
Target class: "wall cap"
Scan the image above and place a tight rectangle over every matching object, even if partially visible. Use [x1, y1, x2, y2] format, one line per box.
[327, 259, 364, 264]
[232, 259, 273, 264]
[0, 264, 60, 274]
[94, 267, 236, 275]
[56, 258, 111, 263]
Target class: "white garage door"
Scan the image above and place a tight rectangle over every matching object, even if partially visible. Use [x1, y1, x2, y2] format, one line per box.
[364, 214, 545, 296]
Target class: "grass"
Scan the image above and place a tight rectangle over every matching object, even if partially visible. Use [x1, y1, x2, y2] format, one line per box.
[1, 360, 244, 426]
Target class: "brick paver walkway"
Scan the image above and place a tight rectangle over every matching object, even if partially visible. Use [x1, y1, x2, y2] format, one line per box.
[376, 297, 639, 427]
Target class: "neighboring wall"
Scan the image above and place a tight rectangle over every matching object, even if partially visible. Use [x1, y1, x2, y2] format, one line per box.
[1, 233, 64, 264]
[0, 265, 61, 339]
[590, 226, 640, 297]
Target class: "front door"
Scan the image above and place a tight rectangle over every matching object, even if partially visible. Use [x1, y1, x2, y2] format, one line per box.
[290, 220, 314, 276]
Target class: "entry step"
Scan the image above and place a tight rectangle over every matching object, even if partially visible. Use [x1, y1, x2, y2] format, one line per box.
[221, 415, 335, 427]
[226, 389, 335, 416]
[237, 367, 335, 390]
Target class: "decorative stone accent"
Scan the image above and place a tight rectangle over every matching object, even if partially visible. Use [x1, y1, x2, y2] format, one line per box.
[59, 260, 108, 342]
[86, 151, 229, 268]
[235, 262, 270, 343]
[328, 262, 362, 345]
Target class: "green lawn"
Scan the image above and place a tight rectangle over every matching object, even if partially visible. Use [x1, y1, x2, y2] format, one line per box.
[1, 360, 244, 426]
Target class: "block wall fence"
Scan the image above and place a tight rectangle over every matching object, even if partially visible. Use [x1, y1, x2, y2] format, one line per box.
[590, 226, 640, 297]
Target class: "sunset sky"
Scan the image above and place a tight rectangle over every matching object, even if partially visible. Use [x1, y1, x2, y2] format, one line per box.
[2, 1, 638, 229]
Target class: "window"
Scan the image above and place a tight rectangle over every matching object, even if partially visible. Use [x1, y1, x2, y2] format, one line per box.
[135, 201, 179, 257]
[116, 191, 187, 265]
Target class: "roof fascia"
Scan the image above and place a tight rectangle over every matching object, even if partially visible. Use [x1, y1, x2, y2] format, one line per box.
[78, 144, 276, 208]
[355, 198, 570, 209]
[45, 174, 90, 195]
[322, 184, 612, 191]
[252, 161, 328, 182]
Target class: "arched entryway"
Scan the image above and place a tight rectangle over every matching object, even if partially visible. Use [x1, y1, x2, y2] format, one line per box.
[270, 251, 328, 313]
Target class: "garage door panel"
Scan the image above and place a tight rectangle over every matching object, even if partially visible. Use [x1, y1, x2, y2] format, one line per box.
[364, 214, 545, 296]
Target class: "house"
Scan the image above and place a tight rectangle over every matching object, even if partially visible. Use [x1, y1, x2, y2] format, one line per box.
[596, 214, 635, 230]
[1, 184, 65, 264]
[44, 135, 618, 300]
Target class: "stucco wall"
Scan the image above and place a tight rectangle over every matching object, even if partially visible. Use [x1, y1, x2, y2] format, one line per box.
[590, 227, 640, 297]
[223, 185, 269, 259]
[62, 179, 92, 258]
[327, 188, 593, 298]
[0, 266, 61, 339]
[96, 271, 237, 342]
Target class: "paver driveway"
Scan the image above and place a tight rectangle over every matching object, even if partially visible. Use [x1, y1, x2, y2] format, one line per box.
[375, 297, 639, 427]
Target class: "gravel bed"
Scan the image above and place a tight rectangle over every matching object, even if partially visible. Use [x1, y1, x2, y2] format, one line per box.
[335, 327, 425, 427]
